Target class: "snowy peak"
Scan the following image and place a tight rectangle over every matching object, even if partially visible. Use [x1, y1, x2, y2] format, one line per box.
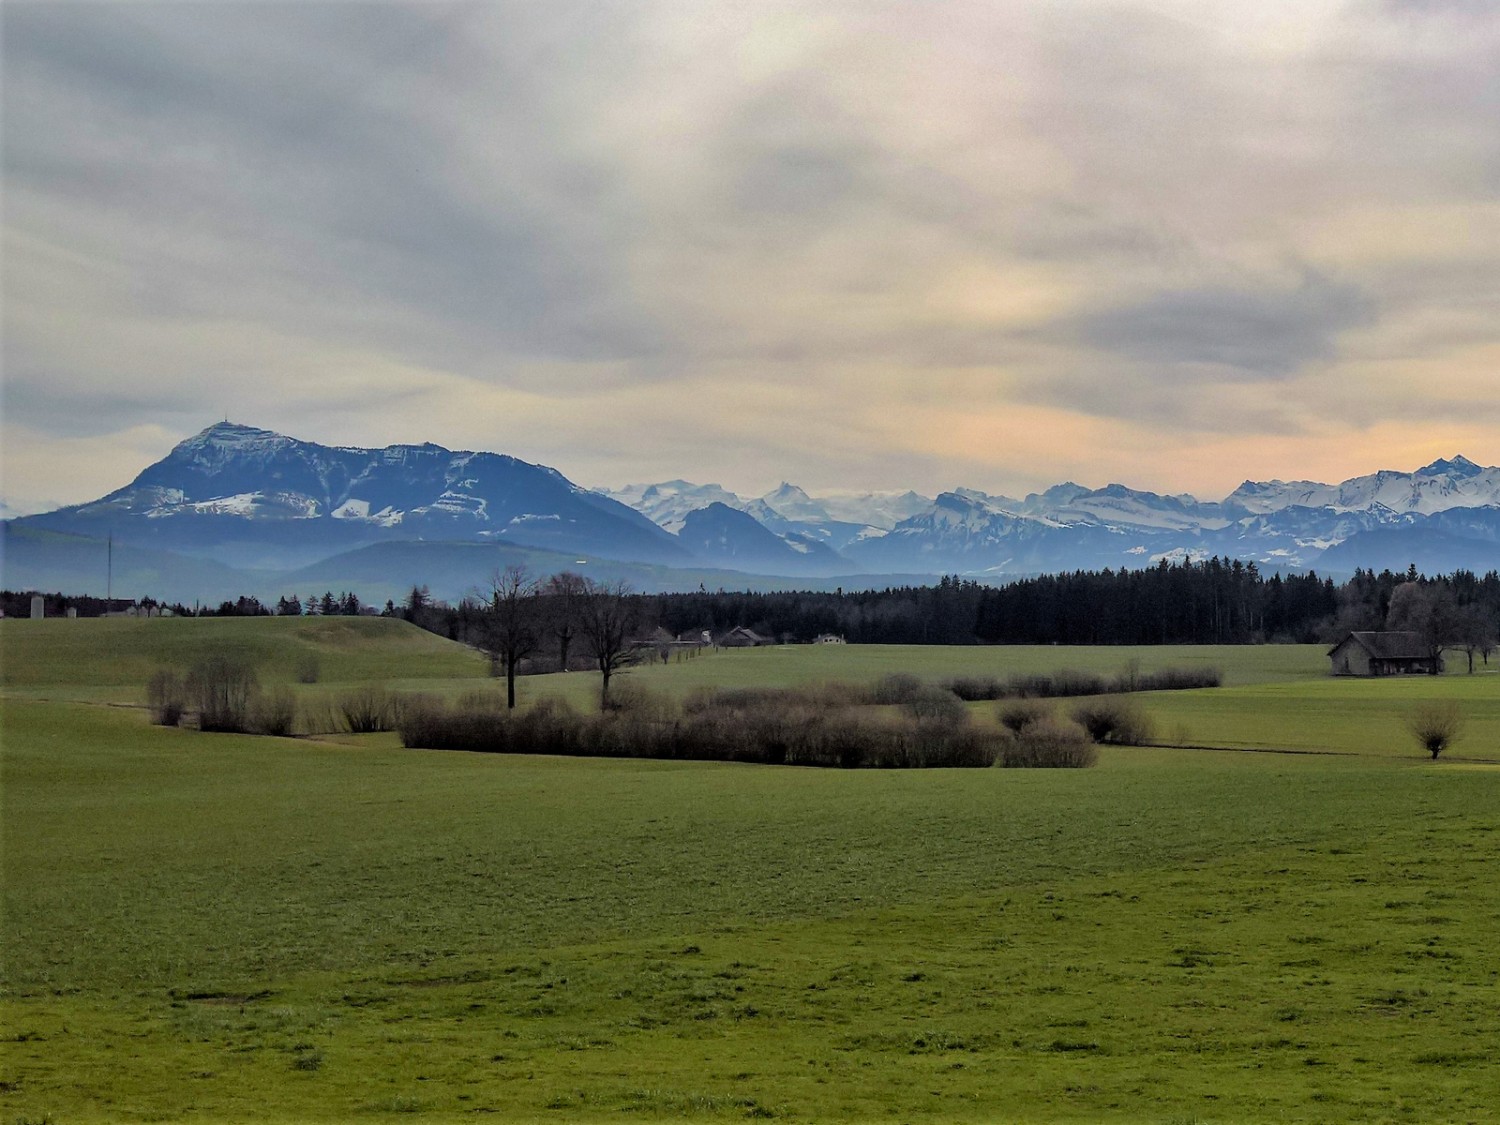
[1419, 454, 1481, 478]
[1225, 455, 1500, 517]
[813, 489, 933, 529]
[600, 480, 750, 533]
[757, 482, 831, 523]
[26, 422, 686, 569]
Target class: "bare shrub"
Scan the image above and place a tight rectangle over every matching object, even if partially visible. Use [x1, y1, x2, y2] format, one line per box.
[187, 656, 260, 733]
[1407, 701, 1465, 760]
[294, 653, 321, 684]
[946, 676, 1005, 702]
[146, 668, 186, 726]
[902, 687, 968, 726]
[512, 697, 584, 754]
[1134, 666, 1222, 691]
[337, 685, 395, 734]
[985, 665, 1222, 701]
[1070, 698, 1155, 745]
[683, 685, 799, 714]
[251, 685, 298, 737]
[457, 688, 507, 714]
[296, 696, 344, 736]
[803, 680, 870, 708]
[869, 673, 925, 706]
[398, 683, 1014, 769]
[398, 695, 506, 752]
[605, 684, 675, 722]
[1001, 719, 1097, 768]
[998, 698, 1052, 735]
[1007, 670, 1107, 699]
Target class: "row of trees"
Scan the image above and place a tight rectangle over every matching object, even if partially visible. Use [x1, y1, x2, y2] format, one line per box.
[438, 570, 640, 709]
[11, 558, 1499, 670]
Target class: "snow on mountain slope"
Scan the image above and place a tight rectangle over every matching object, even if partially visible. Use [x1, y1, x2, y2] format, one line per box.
[1224, 456, 1500, 516]
[600, 480, 751, 533]
[757, 483, 832, 523]
[16, 422, 687, 569]
[13, 424, 1498, 582]
[812, 490, 933, 529]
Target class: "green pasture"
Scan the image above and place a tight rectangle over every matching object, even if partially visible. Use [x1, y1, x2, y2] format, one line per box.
[0, 616, 490, 704]
[3, 620, 1500, 1122]
[1141, 673, 1500, 758]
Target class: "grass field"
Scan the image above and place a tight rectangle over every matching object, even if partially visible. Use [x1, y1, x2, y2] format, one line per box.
[3, 620, 1499, 1122]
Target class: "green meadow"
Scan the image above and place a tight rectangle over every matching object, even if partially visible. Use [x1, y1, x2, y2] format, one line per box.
[3, 618, 1499, 1123]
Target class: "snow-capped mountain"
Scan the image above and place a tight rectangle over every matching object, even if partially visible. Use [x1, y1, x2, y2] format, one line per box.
[7, 423, 1499, 588]
[603, 480, 751, 534]
[813, 490, 933, 530]
[603, 479, 893, 553]
[674, 503, 851, 577]
[15, 422, 688, 570]
[1224, 456, 1500, 517]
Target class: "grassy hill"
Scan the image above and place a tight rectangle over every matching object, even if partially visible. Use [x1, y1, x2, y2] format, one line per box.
[0, 615, 489, 702]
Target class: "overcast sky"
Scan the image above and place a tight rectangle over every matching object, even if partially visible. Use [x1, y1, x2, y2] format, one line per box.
[4, 0, 1498, 513]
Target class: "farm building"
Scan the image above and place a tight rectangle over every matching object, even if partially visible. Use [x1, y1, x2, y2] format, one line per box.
[1327, 631, 1441, 676]
[814, 633, 846, 645]
[719, 626, 771, 647]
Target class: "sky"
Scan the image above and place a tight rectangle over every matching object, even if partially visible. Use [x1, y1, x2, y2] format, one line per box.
[3, 0, 1498, 514]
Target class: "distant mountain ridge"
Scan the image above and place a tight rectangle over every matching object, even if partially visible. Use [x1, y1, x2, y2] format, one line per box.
[11, 422, 687, 570]
[4, 423, 1498, 599]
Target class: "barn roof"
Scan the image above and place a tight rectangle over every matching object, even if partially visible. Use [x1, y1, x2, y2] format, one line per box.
[1329, 631, 1431, 659]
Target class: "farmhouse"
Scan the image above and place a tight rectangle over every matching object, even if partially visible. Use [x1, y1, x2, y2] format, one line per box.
[1327, 631, 1441, 676]
[814, 633, 846, 645]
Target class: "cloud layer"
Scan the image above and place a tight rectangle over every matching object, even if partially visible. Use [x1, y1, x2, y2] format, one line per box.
[4, 0, 1498, 509]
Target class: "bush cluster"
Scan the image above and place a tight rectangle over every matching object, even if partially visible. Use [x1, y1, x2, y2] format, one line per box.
[1068, 697, 1155, 745]
[337, 685, 398, 734]
[187, 657, 262, 733]
[401, 687, 1003, 768]
[946, 665, 1220, 701]
[999, 719, 1098, 768]
[400, 681, 1102, 770]
[145, 657, 410, 738]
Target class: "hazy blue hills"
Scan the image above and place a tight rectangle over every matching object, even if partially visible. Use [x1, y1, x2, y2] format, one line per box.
[4, 421, 1499, 601]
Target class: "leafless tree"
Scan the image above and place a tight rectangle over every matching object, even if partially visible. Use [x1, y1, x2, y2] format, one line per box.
[576, 579, 639, 710]
[1386, 581, 1458, 672]
[482, 565, 540, 709]
[1407, 701, 1465, 760]
[1453, 604, 1498, 674]
[543, 571, 588, 672]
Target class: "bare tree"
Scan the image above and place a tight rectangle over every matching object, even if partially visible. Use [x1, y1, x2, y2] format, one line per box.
[1407, 701, 1465, 760]
[576, 579, 639, 709]
[543, 571, 588, 672]
[1386, 581, 1457, 672]
[1453, 604, 1498, 674]
[482, 566, 540, 709]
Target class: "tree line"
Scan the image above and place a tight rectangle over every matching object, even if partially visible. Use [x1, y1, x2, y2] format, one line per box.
[9, 558, 1499, 667]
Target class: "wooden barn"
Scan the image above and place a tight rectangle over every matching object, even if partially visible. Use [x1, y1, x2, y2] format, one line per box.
[1327, 631, 1441, 676]
[719, 626, 771, 648]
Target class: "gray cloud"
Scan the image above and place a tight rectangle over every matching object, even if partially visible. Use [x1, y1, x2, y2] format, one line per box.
[1063, 274, 1375, 378]
[3, 1, 1499, 508]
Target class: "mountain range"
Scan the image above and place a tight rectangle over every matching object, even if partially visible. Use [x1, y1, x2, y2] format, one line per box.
[3, 422, 1498, 603]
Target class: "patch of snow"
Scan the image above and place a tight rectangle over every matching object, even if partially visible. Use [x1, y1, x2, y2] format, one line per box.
[189, 492, 262, 516]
